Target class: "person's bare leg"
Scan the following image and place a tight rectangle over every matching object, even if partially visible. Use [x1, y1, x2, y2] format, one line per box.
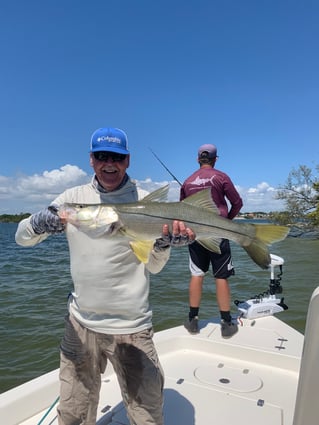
[215, 278, 231, 311]
[189, 275, 204, 307]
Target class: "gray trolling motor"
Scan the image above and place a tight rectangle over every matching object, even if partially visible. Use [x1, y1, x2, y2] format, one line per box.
[235, 254, 288, 320]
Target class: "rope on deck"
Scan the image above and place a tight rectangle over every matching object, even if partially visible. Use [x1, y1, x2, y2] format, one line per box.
[37, 396, 60, 425]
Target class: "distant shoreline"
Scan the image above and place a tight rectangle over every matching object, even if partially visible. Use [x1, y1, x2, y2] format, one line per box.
[0, 213, 31, 223]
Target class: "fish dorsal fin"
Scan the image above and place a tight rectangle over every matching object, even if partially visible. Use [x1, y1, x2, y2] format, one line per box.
[142, 185, 169, 203]
[182, 189, 219, 214]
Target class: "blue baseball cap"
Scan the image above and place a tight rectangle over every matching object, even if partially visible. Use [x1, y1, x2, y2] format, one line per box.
[90, 127, 129, 154]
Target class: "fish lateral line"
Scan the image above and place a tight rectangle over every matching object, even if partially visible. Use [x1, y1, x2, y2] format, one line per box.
[118, 210, 252, 241]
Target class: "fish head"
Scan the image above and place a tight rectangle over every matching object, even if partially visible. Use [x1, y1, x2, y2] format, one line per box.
[58, 204, 119, 237]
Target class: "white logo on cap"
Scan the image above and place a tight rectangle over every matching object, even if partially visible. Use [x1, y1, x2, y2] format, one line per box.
[97, 136, 122, 144]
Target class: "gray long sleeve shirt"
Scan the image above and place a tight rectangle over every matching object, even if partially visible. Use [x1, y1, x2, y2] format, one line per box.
[15, 176, 170, 334]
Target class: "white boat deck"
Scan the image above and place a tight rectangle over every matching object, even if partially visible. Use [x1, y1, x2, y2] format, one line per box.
[1, 315, 303, 425]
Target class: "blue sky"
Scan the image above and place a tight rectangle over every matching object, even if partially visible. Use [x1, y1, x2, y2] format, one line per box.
[1, 0, 318, 214]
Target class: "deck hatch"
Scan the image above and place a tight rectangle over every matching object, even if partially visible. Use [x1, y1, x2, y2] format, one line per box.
[194, 365, 262, 393]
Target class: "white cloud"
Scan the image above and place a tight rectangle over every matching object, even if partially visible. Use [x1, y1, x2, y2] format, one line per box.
[0, 165, 90, 214]
[238, 182, 285, 212]
[0, 166, 286, 214]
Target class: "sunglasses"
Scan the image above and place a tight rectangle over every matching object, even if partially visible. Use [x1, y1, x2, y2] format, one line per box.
[93, 151, 128, 162]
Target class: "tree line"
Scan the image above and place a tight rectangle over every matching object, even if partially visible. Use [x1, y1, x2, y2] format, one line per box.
[0, 213, 31, 223]
[269, 164, 319, 228]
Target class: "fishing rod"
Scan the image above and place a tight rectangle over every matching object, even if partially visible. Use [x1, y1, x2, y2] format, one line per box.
[149, 147, 182, 186]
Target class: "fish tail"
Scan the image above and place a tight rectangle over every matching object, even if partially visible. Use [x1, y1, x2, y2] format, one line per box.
[254, 224, 290, 245]
[243, 241, 271, 270]
[243, 224, 289, 269]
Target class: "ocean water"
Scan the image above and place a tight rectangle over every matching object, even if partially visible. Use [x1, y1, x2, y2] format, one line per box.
[1, 222, 319, 393]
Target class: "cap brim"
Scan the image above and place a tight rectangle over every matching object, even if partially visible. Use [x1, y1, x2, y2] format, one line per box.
[91, 146, 129, 154]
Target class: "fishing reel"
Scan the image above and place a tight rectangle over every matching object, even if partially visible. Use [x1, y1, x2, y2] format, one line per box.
[235, 254, 288, 320]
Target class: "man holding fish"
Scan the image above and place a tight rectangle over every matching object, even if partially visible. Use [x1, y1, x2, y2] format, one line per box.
[15, 127, 196, 425]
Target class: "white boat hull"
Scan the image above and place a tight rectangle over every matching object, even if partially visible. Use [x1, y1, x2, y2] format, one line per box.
[0, 314, 304, 425]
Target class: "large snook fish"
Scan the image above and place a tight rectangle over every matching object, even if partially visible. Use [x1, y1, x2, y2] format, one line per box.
[58, 186, 289, 269]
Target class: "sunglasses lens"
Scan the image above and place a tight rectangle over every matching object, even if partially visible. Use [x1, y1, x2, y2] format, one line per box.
[94, 152, 127, 162]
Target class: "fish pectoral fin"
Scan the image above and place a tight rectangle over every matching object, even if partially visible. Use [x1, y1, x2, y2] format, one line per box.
[196, 237, 221, 253]
[182, 189, 220, 214]
[129, 240, 155, 263]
